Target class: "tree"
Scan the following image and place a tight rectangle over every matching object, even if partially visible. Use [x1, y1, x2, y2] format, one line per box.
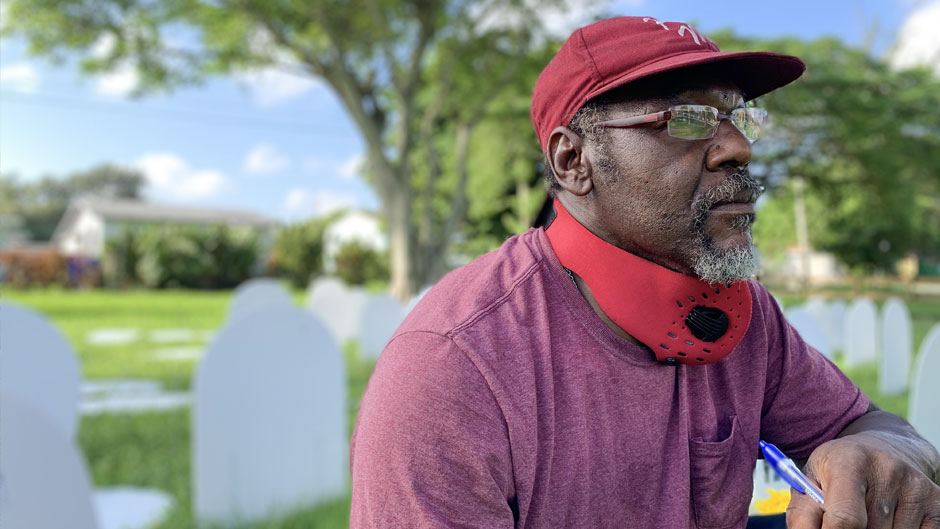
[0, 164, 145, 241]
[334, 240, 390, 286]
[269, 212, 342, 289]
[2, 0, 575, 298]
[712, 32, 940, 273]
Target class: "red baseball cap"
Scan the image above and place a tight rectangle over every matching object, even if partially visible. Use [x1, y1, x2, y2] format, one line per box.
[531, 16, 806, 150]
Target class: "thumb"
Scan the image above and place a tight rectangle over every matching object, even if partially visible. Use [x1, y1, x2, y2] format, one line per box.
[786, 487, 824, 529]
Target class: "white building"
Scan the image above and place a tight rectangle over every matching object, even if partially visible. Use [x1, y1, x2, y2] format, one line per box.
[322, 210, 387, 274]
[52, 198, 276, 258]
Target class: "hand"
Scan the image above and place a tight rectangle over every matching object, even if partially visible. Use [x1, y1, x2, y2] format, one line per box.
[786, 431, 940, 528]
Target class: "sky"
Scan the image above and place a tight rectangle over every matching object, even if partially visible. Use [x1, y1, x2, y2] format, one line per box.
[1, 0, 937, 223]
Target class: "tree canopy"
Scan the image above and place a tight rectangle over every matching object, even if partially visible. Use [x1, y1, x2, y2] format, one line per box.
[2, 0, 575, 298]
[4, 4, 937, 281]
[713, 32, 940, 273]
[0, 164, 145, 242]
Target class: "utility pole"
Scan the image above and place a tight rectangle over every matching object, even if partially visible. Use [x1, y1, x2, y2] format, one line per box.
[793, 175, 811, 292]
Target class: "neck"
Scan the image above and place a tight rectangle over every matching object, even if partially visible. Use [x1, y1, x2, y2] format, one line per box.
[570, 271, 640, 345]
[546, 199, 753, 365]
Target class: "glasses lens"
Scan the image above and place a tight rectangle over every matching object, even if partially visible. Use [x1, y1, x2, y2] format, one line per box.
[667, 105, 719, 139]
[731, 108, 767, 142]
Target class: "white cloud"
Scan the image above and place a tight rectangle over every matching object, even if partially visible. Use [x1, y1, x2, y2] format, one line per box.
[90, 34, 141, 96]
[282, 188, 358, 218]
[0, 63, 40, 92]
[243, 143, 291, 174]
[471, 0, 616, 40]
[303, 153, 365, 181]
[233, 31, 322, 106]
[892, 1, 940, 76]
[96, 63, 140, 97]
[136, 152, 232, 200]
[337, 154, 364, 180]
[239, 67, 322, 107]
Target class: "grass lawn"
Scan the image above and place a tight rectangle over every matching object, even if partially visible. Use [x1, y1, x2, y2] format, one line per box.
[3, 286, 372, 528]
[3, 286, 937, 528]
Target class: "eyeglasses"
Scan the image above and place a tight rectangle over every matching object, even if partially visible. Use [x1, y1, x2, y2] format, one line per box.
[597, 105, 768, 143]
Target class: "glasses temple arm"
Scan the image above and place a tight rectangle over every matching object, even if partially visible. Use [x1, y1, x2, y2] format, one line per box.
[597, 110, 671, 129]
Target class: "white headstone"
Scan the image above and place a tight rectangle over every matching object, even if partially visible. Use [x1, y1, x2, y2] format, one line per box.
[879, 298, 912, 395]
[406, 286, 433, 315]
[0, 390, 99, 529]
[359, 294, 405, 359]
[0, 301, 81, 439]
[802, 296, 827, 316]
[786, 308, 832, 359]
[750, 459, 788, 514]
[193, 306, 347, 526]
[843, 297, 878, 366]
[909, 323, 940, 449]
[306, 277, 368, 345]
[826, 299, 848, 353]
[771, 295, 785, 313]
[800, 297, 827, 329]
[228, 278, 295, 323]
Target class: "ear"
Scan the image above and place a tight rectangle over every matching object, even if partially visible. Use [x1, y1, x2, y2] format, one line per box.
[548, 126, 593, 196]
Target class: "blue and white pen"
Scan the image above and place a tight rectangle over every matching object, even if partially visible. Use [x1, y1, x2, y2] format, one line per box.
[759, 440, 825, 508]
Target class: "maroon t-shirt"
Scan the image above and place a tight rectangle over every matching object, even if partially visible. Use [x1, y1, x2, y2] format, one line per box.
[350, 228, 869, 529]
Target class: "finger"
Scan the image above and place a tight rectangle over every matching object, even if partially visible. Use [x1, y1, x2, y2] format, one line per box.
[919, 500, 940, 529]
[891, 486, 926, 529]
[818, 474, 868, 529]
[922, 514, 940, 529]
[865, 496, 897, 529]
[786, 487, 824, 529]
[822, 480, 868, 529]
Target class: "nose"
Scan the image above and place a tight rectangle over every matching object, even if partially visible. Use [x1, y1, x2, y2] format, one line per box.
[705, 119, 751, 171]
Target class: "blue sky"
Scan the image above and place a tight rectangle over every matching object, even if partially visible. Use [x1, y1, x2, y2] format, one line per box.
[1, 0, 936, 222]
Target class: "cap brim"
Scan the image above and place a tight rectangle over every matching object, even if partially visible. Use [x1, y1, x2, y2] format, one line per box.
[586, 50, 806, 102]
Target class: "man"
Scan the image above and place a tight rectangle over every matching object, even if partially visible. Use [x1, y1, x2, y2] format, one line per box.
[351, 16, 940, 528]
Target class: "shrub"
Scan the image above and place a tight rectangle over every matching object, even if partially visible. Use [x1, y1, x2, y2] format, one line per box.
[131, 225, 259, 289]
[0, 246, 66, 287]
[103, 228, 142, 287]
[269, 214, 340, 289]
[334, 241, 389, 286]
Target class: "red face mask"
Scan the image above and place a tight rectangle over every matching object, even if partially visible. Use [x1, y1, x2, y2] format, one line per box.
[545, 200, 752, 365]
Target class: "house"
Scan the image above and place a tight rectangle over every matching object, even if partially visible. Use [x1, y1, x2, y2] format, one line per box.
[52, 198, 276, 259]
[322, 210, 387, 274]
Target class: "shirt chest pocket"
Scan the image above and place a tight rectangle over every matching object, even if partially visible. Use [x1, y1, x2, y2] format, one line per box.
[688, 415, 753, 529]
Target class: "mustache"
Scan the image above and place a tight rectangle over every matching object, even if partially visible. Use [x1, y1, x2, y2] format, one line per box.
[692, 167, 763, 227]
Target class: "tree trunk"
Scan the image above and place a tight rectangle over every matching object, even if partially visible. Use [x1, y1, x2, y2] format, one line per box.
[386, 185, 416, 302]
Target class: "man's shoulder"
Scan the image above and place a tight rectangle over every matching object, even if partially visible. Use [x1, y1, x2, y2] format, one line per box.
[398, 228, 550, 338]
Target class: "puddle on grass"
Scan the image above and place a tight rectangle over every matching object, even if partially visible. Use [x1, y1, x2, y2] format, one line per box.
[148, 329, 197, 343]
[94, 486, 174, 529]
[80, 378, 191, 415]
[150, 346, 204, 362]
[85, 329, 140, 346]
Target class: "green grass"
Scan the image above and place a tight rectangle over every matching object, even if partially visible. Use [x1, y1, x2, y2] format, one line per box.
[2, 287, 229, 390]
[3, 287, 372, 528]
[768, 290, 940, 418]
[3, 287, 937, 527]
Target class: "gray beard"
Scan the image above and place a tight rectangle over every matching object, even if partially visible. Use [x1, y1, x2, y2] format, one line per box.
[690, 169, 762, 284]
[692, 229, 760, 284]
[592, 141, 763, 284]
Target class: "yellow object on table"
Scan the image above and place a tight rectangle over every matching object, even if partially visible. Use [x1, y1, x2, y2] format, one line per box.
[753, 488, 791, 515]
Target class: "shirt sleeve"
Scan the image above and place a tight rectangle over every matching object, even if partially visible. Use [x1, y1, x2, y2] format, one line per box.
[350, 330, 516, 529]
[756, 286, 871, 459]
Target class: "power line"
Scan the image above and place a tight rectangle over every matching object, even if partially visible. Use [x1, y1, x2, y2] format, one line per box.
[0, 89, 357, 137]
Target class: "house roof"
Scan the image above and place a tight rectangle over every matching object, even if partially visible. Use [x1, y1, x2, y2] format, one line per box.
[52, 198, 276, 241]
